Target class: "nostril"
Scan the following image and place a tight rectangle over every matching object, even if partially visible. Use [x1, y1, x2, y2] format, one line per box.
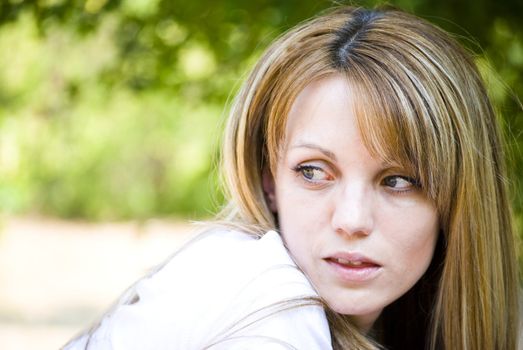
[332, 208, 374, 237]
[335, 226, 371, 238]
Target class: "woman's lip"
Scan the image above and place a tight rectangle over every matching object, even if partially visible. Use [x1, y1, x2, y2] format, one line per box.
[324, 252, 382, 283]
[326, 252, 381, 266]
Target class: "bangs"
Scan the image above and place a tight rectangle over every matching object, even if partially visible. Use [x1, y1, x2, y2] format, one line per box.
[344, 66, 444, 203]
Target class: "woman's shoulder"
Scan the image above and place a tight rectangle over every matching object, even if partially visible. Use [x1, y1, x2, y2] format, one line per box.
[72, 228, 332, 349]
[145, 228, 319, 317]
[162, 228, 300, 280]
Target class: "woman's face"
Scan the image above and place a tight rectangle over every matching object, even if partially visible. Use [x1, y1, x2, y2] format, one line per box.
[268, 75, 439, 331]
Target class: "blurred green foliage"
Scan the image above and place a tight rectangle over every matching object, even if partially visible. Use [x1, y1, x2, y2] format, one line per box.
[0, 0, 521, 221]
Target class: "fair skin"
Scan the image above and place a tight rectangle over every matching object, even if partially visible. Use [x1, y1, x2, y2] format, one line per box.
[265, 75, 439, 332]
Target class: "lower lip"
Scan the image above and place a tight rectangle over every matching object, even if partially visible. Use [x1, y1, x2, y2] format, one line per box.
[325, 259, 381, 283]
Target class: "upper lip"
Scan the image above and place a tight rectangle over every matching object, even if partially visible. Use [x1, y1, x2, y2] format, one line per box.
[325, 252, 381, 266]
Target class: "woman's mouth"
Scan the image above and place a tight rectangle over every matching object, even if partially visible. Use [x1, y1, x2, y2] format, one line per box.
[331, 257, 375, 267]
[325, 254, 382, 283]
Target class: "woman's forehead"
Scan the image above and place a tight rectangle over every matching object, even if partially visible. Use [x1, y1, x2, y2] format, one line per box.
[284, 75, 356, 136]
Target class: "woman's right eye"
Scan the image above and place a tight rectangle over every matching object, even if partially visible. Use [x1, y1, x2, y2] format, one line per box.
[294, 164, 332, 182]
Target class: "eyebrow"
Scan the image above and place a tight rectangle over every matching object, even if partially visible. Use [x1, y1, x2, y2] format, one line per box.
[289, 143, 338, 161]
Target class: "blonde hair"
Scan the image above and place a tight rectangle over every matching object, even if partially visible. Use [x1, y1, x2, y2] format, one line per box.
[220, 6, 519, 349]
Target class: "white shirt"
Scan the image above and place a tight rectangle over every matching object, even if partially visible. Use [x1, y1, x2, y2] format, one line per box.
[65, 229, 332, 349]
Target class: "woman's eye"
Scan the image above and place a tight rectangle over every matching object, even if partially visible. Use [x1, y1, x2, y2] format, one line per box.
[382, 175, 419, 191]
[295, 165, 331, 182]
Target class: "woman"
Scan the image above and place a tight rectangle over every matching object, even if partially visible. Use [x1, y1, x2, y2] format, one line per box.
[65, 5, 519, 349]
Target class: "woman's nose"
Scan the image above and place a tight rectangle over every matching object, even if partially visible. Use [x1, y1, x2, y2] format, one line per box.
[331, 182, 375, 238]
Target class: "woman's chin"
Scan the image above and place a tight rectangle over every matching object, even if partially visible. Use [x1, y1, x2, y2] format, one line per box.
[328, 302, 383, 332]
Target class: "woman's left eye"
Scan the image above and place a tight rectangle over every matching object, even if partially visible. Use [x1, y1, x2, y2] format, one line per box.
[382, 175, 419, 191]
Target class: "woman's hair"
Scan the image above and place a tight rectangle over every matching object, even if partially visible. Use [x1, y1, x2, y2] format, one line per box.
[219, 5, 519, 350]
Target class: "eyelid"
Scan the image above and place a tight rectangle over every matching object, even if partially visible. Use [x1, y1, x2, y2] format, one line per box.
[295, 164, 327, 177]
[294, 159, 334, 172]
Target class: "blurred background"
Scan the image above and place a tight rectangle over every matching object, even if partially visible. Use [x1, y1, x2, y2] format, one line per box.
[0, 0, 521, 349]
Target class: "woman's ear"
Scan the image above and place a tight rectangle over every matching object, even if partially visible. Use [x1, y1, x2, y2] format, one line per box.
[262, 169, 278, 213]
